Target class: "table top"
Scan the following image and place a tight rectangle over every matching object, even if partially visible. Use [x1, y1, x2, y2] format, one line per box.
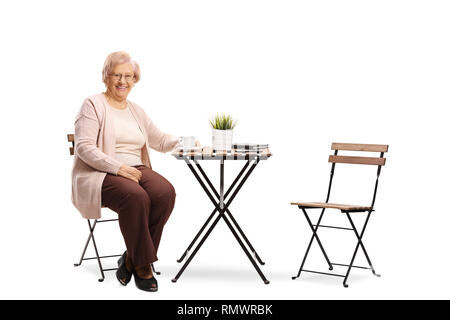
[172, 146, 272, 160]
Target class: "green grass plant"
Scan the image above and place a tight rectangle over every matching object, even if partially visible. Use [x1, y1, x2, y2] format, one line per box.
[209, 114, 237, 130]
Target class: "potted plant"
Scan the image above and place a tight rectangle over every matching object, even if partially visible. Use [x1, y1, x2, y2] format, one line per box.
[209, 114, 237, 151]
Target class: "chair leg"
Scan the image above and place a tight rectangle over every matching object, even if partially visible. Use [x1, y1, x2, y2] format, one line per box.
[86, 220, 106, 282]
[342, 211, 378, 288]
[151, 263, 161, 275]
[293, 208, 332, 280]
[358, 239, 381, 277]
[74, 219, 98, 267]
[75, 218, 132, 282]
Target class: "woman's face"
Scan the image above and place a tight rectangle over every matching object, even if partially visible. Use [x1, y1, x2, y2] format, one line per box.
[105, 63, 135, 100]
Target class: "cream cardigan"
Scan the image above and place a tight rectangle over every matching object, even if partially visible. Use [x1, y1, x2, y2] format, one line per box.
[71, 93, 179, 219]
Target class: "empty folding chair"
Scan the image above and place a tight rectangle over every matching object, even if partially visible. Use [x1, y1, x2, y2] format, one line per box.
[291, 142, 388, 287]
[67, 133, 159, 282]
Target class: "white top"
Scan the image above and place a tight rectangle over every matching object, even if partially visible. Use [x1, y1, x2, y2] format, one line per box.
[109, 105, 145, 166]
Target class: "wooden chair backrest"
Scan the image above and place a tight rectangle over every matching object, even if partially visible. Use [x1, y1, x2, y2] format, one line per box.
[67, 134, 74, 156]
[329, 143, 388, 166]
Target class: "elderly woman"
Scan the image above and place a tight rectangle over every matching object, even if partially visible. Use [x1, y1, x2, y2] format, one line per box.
[72, 51, 182, 292]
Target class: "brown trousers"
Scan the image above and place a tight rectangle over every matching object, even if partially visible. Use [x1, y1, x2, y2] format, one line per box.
[101, 165, 176, 267]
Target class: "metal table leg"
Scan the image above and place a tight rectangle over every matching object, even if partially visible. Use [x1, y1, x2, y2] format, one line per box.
[176, 161, 250, 263]
[172, 157, 269, 284]
[193, 160, 266, 265]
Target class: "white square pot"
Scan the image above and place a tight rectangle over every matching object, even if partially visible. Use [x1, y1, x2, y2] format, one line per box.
[211, 129, 234, 151]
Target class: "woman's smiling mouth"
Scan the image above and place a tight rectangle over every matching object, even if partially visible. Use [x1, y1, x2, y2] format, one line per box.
[116, 85, 128, 92]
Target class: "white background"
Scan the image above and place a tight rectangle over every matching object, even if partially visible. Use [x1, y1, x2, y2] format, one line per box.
[0, 0, 449, 300]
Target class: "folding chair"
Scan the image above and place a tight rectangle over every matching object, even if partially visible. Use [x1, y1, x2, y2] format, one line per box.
[291, 142, 388, 287]
[67, 134, 159, 282]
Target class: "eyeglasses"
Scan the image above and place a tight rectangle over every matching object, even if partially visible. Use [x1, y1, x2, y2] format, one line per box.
[109, 73, 135, 82]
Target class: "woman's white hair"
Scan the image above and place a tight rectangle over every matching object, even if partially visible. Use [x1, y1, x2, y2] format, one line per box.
[102, 51, 141, 84]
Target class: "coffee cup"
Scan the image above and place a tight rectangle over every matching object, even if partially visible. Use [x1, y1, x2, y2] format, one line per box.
[179, 136, 196, 149]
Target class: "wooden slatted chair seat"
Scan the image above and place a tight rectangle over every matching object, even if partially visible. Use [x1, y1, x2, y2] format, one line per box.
[290, 202, 371, 212]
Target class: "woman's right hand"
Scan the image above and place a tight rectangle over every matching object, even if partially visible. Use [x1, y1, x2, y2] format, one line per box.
[117, 164, 142, 183]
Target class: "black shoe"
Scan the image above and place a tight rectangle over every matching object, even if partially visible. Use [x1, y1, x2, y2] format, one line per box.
[133, 270, 158, 292]
[116, 251, 132, 286]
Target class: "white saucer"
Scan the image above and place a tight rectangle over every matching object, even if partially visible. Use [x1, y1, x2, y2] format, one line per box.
[176, 146, 202, 152]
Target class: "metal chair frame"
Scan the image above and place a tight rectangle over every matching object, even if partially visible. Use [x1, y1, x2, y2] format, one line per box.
[68, 134, 159, 282]
[291, 143, 388, 287]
